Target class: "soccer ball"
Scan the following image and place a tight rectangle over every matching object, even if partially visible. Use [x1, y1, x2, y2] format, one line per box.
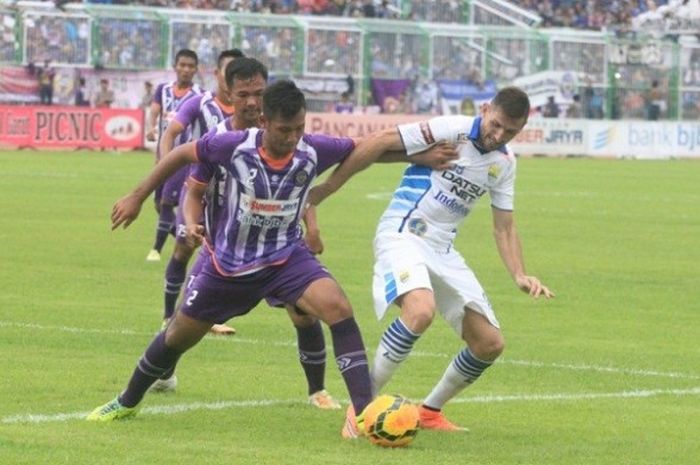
[362, 394, 420, 448]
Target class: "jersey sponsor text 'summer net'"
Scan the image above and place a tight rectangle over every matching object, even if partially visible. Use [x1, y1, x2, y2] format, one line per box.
[191, 128, 354, 275]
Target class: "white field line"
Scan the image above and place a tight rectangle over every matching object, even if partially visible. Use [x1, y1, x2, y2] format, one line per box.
[2, 320, 699, 381]
[3, 387, 700, 425]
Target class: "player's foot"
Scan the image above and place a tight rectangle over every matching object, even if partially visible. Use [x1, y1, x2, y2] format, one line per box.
[341, 404, 366, 439]
[418, 405, 469, 432]
[209, 323, 236, 336]
[148, 375, 177, 393]
[308, 389, 341, 410]
[86, 397, 140, 422]
[146, 249, 161, 262]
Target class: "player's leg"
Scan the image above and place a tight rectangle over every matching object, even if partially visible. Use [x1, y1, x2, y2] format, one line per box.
[369, 233, 435, 394]
[285, 305, 340, 409]
[295, 278, 373, 438]
[419, 308, 503, 431]
[163, 240, 195, 322]
[88, 268, 260, 421]
[295, 278, 372, 410]
[419, 256, 503, 431]
[148, 167, 188, 261]
[371, 288, 435, 395]
[87, 311, 212, 421]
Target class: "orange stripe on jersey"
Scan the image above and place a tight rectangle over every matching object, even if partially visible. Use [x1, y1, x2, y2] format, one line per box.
[258, 146, 293, 170]
[419, 121, 435, 144]
[215, 97, 235, 115]
[173, 84, 193, 98]
[186, 175, 207, 186]
[206, 240, 289, 277]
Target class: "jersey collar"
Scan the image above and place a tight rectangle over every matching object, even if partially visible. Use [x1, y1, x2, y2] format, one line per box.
[468, 116, 507, 155]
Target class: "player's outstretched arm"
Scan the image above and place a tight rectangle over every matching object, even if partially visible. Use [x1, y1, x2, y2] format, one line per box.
[491, 207, 554, 299]
[378, 141, 458, 170]
[307, 128, 404, 206]
[111, 142, 198, 230]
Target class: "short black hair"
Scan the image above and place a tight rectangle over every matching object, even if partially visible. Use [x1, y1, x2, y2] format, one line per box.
[492, 86, 530, 119]
[225, 57, 268, 90]
[263, 80, 306, 120]
[174, 49, 198, 66]
[217, 49, 245, 69]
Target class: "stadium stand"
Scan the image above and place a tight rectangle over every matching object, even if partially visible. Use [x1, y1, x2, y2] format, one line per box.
[0, 0, 698, 120]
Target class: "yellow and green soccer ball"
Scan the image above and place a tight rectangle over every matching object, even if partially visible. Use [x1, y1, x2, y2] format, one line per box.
[362, 394, 420, 448]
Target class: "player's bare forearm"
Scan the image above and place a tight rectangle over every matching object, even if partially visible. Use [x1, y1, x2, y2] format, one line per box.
[378, 141, 458, 170]
[308, 129, 403, 205]
[111, 143, 197, 230]
[183, 179, 206, 247]
[302, 206, 323, 254]
[492, 208, 554, 298]
[158, 121, 184, 160]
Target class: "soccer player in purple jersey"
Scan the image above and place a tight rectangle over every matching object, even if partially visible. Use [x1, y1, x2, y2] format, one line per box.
[146, 49, 202, 263]
[89, 80, 458, 439]
[152, 57, 341, 409]
[157, 49, 242, 337]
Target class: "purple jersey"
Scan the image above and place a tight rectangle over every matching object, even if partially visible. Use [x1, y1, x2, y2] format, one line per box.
[192, 128, 354, 276]
[174, 91, 235, 141]
[153, 81, 203, 158]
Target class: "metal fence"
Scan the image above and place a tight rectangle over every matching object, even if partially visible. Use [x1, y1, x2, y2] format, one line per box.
[4, 2, 699, 120]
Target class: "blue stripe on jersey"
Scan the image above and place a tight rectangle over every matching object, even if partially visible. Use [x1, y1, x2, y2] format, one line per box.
[399, 174, 431, 190]
[395, 166, 432, 233]
[394, 187, 424, 203]
[384, 272, 397, 304]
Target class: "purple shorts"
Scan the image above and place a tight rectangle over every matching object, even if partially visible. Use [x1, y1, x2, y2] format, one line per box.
[180, 243, 332, 324]
[160, 164, 189, 206]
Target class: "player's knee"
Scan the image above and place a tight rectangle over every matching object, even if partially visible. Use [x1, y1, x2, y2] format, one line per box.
[173, 242, 194, 261]
[287, 307, 317, 327]
[468, 333, 505, 361]
[400, 305, 435, 333]
[322, 296, 353, 325]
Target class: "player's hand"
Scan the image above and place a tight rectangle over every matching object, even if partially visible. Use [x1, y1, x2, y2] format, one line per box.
[515, 274, 555, 299]
[304, 228, 324, 255]
[412, 141, 459, 170]
[185, 223, 205, 248]
[112, 193, 143, 230]
[146, 128, 156, 142]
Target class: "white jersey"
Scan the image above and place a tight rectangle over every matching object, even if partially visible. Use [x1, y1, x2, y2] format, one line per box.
[377, 115, 517, 252]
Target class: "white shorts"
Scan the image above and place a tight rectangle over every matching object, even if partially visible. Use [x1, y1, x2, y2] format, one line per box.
[372, 231, 500, 336]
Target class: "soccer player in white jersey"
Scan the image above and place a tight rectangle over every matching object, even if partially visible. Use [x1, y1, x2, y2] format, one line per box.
[308, 86, 554, 431]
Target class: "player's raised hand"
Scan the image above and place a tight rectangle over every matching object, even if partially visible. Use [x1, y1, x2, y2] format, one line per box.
[111, 193, 143, 230]
[185, 223, 205, 248]
[145, 127, 157, 142]
[515, 275, 555, 299]
[412, 141, 459, 170]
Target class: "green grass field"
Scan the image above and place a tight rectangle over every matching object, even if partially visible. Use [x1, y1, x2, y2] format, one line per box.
[0, 149, 698, 465]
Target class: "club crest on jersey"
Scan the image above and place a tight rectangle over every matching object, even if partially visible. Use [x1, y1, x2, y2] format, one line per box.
[456, 133, 470, 143]
[399, 271, 410, 283]
[294, 170, 309, 186]
[246, 168, 258, 186]
[487, 164, 501, 180]
[407, 218, 427, 237]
